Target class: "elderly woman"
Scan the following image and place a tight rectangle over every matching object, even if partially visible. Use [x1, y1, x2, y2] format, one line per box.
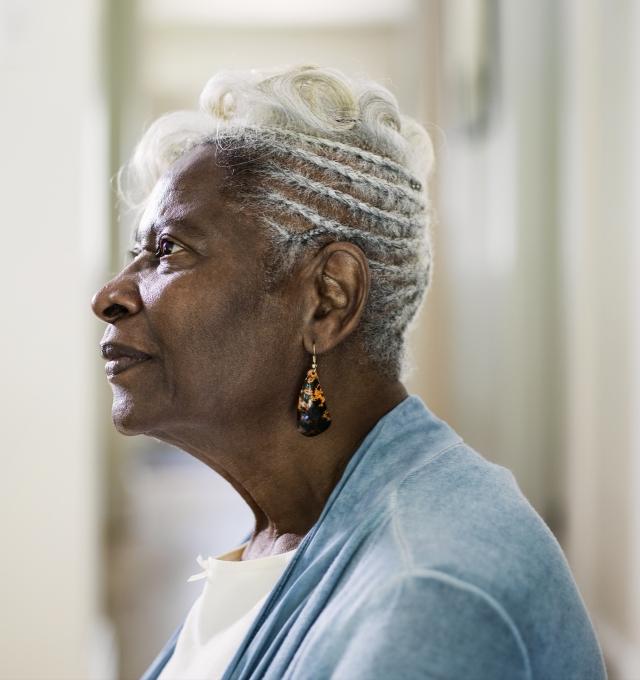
[92, 66, 605, 680]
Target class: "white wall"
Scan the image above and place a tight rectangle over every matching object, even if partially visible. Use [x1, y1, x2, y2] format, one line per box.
[0, 1, 112, 677]
[561, 1, 640, 676]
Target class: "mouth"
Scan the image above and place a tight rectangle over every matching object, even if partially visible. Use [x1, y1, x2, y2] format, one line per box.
[105, 355, 152, 379]
[101, 341, 153, 380]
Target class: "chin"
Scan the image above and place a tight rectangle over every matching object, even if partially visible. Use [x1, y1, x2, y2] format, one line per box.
[112, 412, 147, 436]
[111, 394, 153, 436]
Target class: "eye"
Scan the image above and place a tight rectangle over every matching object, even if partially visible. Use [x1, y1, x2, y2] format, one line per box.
[155, 236, 185, 258]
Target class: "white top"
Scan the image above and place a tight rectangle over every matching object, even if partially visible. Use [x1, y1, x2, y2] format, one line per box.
[158, 542, 298, 680]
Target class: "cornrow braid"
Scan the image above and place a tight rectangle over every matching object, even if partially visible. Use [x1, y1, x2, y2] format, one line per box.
[267, 143, 427, 214]
[246, 126, 425, 191]
[260, 193, 422, 255]
[259, 167, 423, 239]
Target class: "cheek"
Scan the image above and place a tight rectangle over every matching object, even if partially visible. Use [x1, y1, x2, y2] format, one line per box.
[148, 271, 282, 394]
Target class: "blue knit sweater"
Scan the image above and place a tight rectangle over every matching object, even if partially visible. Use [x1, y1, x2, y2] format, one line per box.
[142, 394, 606, 679]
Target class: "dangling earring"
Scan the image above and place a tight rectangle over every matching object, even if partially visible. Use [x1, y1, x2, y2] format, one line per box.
[297, 341, 332, 436]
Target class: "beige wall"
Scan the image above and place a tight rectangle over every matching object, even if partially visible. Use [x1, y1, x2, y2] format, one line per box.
[0, 0, 112, 677]
[561, 1, 640, 676]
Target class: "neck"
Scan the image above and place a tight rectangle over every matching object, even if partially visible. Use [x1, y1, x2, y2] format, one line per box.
[158, 379, 408, 559]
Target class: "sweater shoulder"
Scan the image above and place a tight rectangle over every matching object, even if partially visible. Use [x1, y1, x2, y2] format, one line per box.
[366, 442, 606, 679]
[386, 442, 572, 597]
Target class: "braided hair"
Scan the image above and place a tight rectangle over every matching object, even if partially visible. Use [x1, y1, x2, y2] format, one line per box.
[118, 65, 435, 380]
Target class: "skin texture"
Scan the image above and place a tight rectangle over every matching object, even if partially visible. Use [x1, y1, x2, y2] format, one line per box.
[91, 145, 408, 559]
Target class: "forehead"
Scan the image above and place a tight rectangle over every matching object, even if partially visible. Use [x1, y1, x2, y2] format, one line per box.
[135, 144, 229, 242]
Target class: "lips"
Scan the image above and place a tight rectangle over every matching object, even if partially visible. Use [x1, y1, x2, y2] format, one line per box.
[100, 341, 153, 378]
[105, 355, 152, 378]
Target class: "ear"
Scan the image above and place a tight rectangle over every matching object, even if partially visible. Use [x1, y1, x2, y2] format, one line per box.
[299, 241, 370, 354]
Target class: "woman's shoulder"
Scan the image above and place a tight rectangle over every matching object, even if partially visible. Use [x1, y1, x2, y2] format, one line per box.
[385, 441, 571, 596]
[391, 441, 560, 566]
[352, 441, 606, 679]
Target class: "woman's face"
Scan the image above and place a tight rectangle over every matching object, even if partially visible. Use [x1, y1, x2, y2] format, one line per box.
[91, 145, 300, 445]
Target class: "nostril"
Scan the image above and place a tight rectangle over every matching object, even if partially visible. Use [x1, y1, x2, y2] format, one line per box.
[104, 303, 128, 320]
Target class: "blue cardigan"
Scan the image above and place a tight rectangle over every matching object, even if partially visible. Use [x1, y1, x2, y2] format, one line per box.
[142, 394, 606, 679]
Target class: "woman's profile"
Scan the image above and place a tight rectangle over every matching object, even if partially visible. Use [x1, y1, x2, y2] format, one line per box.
[91, 65, 606, 679]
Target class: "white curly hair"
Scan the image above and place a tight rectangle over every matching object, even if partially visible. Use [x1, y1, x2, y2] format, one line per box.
[118, 65, 435, 380]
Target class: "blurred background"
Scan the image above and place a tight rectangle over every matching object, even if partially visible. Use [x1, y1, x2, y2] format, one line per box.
[2, 0, 639, 677]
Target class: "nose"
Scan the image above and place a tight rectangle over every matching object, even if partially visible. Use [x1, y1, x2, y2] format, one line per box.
[91, 270, 143, 323]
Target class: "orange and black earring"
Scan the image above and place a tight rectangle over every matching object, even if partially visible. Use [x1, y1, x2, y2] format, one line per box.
[297, 342, 332, 436]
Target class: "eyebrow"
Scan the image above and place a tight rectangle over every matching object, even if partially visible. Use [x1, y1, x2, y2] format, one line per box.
[133, 217, 209, 245]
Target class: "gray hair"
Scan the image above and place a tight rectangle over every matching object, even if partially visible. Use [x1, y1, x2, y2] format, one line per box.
[118, 65, 435, 380]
